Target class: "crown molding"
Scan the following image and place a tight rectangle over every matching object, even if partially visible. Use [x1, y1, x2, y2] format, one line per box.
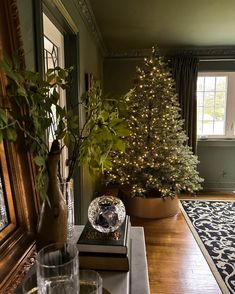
[167, 46, 235, 59]
[106, 46, 235, 60]
[75, 0, 107, 56]
[106, 48, 152, 60]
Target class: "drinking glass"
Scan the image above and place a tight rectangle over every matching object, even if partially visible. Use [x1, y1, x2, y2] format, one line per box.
[36, 243, 79, 294]
[79, 270, 102, 294]
[22, 268, 38, 294]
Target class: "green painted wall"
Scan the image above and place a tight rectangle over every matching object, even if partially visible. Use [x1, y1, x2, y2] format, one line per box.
[104, 58, 140, 95]
[197, 140, 235, 191]
[17, 0, 36, 70]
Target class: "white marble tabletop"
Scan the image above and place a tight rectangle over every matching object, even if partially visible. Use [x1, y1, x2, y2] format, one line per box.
[74, 225, 150, 294]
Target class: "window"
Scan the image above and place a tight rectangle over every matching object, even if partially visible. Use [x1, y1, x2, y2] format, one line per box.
[43, 13, 68, 179]
[197, 72, 235, 139]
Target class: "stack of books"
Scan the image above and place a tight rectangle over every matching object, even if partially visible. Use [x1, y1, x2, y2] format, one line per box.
[77, 215, 131, 271]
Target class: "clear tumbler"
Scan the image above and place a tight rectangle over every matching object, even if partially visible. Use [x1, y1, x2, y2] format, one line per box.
[36, 243, 79, 294]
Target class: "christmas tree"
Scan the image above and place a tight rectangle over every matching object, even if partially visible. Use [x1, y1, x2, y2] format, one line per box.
[106, 47, 203, 198]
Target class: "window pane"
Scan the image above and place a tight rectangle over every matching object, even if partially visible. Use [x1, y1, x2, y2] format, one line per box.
[44, 36, 59, 73]
[215, 92, 225, 107]
[204, 107, 214, 120]
[216, 77, 227, 91]
[214, 121, 225, 135]
[197, 77, 204, 91]
[204, 92, 214, 108]
[205, 77, 215, 91]
[197, 121, 203, 135]
[202, 121, 213, 135]
[197, 92, 203, 106]
[214, 108, 225, 121]
[197, 106, 203, 121]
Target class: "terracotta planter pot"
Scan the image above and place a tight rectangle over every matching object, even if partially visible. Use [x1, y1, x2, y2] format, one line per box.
[125, 195, 179, 219]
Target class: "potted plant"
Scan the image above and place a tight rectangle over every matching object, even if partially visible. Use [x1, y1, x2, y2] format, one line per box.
[0, 57, 129, 248]
[105, 47, 203, 218]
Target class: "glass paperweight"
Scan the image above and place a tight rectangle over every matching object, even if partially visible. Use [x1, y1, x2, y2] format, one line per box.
[88, 195, 126, 233]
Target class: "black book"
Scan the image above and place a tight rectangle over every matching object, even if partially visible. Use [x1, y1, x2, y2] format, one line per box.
[79, 238, 132, 272]
[77, 215, 130, 255]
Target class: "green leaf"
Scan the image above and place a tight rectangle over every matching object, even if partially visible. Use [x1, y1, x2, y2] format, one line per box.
[0, 109, 8, 124]
[34, 156, 45, 167]
[110, 118, 123, 127]
[113, 138, 125, 152]
[17, 86, 27, 97]
[115, 124, 130, 137]
[56, 105, 66, 116]
[6, 127, 17, 141]
[58, 69, 66, 79]
[102, 158, 112, 169]
[64, 133, 70, 147]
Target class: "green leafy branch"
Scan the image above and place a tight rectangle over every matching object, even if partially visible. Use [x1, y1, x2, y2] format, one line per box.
[0, 56, 130, 200]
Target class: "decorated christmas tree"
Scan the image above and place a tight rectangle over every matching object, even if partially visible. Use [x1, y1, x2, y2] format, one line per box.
[106, 47, 203, 198]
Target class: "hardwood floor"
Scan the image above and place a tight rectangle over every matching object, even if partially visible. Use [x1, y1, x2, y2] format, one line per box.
[130, 194, 235, 294]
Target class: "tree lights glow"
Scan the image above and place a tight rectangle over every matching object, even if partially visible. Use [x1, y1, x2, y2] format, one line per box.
[106, 47, 203, 198]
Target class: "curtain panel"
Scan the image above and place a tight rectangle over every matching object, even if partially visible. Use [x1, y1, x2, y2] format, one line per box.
[170, 55, 199, 154]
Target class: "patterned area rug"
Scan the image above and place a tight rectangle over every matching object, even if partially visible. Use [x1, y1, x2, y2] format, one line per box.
[180, 200, 235, 294]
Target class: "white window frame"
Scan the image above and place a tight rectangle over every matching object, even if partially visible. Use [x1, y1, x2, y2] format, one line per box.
[197, 72, 235, 140]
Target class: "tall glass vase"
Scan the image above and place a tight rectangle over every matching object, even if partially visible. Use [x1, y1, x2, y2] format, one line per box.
[61, 179, 75, 242]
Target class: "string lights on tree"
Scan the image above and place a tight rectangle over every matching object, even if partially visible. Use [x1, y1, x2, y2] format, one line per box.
[106, 46, 203, 198]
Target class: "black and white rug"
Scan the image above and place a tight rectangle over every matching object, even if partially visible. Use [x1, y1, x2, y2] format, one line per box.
[180, 200, 235, 294]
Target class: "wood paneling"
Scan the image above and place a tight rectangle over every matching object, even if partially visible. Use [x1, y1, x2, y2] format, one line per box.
[131, 194, 234, 294]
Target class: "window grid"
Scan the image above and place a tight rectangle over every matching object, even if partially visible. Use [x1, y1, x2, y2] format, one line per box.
[44, 36, 59, 73]
[197, 75, 228, 137]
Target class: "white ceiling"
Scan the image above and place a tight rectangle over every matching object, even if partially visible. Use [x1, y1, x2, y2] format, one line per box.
[89, 0, 235, 54]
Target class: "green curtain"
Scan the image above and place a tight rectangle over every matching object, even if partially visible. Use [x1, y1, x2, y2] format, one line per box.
[170, 55, 199, 154]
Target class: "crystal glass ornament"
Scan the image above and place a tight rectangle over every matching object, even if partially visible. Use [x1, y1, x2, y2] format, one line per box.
[88, 195, 126, 233]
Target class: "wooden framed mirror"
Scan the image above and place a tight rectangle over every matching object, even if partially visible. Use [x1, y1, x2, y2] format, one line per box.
[0, 0, 40, 292]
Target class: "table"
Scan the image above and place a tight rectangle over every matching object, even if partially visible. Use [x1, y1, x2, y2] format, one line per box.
[16, 226, 150, 294]
[74, 225, 150, 294]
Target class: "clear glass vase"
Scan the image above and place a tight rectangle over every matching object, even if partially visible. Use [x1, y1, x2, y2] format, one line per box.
[61, 179, 75, 241]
